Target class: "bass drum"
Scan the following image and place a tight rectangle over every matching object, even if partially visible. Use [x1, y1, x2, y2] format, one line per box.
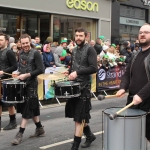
[103, 107, 147, 150]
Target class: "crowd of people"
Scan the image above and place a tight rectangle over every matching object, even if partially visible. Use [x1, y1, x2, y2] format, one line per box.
[89, 37, 141, 70]
[6, 34, 142, 73]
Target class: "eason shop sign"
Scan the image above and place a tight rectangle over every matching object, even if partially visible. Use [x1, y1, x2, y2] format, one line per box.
[66, 0, 99, 12]
[142, 0, 150, 6]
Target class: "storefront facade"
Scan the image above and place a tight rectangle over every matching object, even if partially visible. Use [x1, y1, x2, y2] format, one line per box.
[0, 0, 111, 43]
[111, 0, 150, 44]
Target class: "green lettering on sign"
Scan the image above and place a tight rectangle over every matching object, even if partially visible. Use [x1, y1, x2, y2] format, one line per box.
[66, 0, 99, 12]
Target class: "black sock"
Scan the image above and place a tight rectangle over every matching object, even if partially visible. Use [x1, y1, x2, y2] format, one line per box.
[19, 127, 25, 134]
[83, 125, 90, 133]
[35, 121, 42, 128]
[74, 135, 81, 143]
[9, 114, 16, 121]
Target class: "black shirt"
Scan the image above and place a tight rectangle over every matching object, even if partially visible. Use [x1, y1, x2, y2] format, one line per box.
[0, 49, 17, 73]
[120, 48, 150, 101]
[69, 46, 97, 75]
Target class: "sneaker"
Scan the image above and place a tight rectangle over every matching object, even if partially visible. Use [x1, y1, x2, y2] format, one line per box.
[30, 126, 45, 138]
[3, 120, 17, 130]
[11, 132, 23, 145]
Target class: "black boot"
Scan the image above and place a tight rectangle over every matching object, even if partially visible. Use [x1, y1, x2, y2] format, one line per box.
[3, 114, 17, 130]
[71, 136, 81, 150]
[81, 125, 96, 148]
[3, 119, 17, 130]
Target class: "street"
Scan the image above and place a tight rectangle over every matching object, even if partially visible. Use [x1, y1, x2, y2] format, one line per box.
[0, 96, 150, 150]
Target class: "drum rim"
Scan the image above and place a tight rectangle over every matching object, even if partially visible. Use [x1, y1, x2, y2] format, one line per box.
[55, 81, 80, 86]
[1, 100, 25, 103]
[2, 82, 25, 84]
[103, 107, 147, 117]
[55, 93, 81, 98]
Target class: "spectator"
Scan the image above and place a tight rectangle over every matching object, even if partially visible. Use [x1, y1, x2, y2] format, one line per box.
[133, 44, 141, 54]
[53, 52, 65, 67]
[104, 39, 111, 47]
[125, 46, 133, 63]
[35, 36, 42, 47]
[120, 41, 129, 55]
[94, 37, 102, 55]
[90, 40, 95, 47]
[42, 44, 56, 68]
[100, 45, 109, 60]
[10, 43, 19, 61]
[8, 37, 15, 48]
[16, 40, 22, 51]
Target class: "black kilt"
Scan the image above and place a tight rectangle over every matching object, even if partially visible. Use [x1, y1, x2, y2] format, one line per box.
[16, 80, 40, 119]
[65, 84, 92, 123]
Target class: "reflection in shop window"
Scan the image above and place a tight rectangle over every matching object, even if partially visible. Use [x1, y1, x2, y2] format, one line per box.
[53, 15, 96, 43]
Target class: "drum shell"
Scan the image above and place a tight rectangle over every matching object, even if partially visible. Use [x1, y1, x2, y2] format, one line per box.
[2, 80, 26, 103]
[103, 108, 147, 150]
[55, 81, 81, 98]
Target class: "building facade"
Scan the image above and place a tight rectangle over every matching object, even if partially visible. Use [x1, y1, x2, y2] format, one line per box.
[111, 0, 150, 44]
[0, 0, 111, 43]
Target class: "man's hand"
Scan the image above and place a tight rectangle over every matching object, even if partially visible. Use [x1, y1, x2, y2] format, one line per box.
[116, 89, 125, 97]
[63, 71, 69, 77]
[0, 71, 4, 75]
[132, 94, 142, 105]
[68, 71, 77, 80]
[17, 73, 31, 80]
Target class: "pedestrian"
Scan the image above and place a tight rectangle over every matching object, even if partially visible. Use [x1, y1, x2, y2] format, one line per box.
[116, 24, 150, 142]
[0, 33, 18, 131]
[11, 34, 45, 145]
[42, 44, 56, 68]
[64, 27, 97, 150]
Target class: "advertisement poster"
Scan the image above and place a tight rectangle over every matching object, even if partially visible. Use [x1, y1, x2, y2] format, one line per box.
[97, 66, 126, 91]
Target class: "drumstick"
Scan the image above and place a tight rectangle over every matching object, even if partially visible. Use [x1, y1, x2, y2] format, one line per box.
[1, 78, 17, 81]
[98, 94, 117, 100]
[109, 102, 134, 120]
[3, 72, 12, 76]
[48, 68, 69, 80]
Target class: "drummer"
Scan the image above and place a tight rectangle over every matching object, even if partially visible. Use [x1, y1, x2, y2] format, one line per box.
[116, 23, 150, 142]
[11, 34, 45, 145]
[0, 33, 18, 131]
[64, 27, 97, 150]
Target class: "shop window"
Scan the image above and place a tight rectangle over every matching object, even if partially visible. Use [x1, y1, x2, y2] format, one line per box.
[53, 15, 97, 43]
[0, 14, 20, 39]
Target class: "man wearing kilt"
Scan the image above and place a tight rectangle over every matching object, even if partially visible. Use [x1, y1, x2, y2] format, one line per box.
[64, 27, 97, 150]
[11, 34, 45, 145]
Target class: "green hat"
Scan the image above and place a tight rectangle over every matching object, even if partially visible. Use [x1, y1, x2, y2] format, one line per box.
[99, 36, 105, 41]
[61, 39, 67, 44]
[111, 44, 116, 48]
[103, 54, 109, 59]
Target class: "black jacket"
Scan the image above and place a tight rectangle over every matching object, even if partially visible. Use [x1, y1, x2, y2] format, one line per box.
[94, 43, 102, 55]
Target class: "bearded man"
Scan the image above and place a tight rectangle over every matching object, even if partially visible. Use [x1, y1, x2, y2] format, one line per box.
[116, 24, 150, 142]
[64, 27, 97, 150]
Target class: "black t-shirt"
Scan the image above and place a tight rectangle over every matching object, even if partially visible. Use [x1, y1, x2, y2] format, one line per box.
[129, 49, 150, 100]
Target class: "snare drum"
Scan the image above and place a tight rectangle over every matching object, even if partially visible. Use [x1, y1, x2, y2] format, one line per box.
[103, 107, 147, 150]
[54, 81, 81, 98]
[2, 79, 26, 103]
